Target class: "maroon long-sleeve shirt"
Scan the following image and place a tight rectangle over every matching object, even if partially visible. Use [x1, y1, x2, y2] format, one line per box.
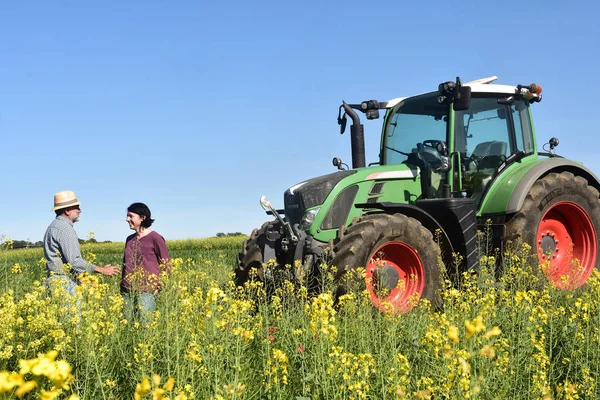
[121, 230, 170, 293]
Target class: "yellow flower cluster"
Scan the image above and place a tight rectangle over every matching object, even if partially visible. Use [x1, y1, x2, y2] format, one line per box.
[134, 374, 183, 400]
[204, 282, 262, 344]
[326, 346, 376, 399]
[211, 383, 246, 400]
[0, 350, 78, 400]
[1, 236, 14, 250]
[264, 348, 289, 390]
[0, 283, 72, 361]
[134, 343, 154, 365]
[386, 353, 410, 398]
[464, 315, 486, 339]
[11, 263, 22, 274]
[306, 293, 338, 341]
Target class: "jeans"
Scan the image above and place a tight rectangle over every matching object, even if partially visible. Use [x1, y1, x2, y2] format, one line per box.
[122, 292, 156, 323]
[45, 275, 78, 296]
[45, 275, 82, 319]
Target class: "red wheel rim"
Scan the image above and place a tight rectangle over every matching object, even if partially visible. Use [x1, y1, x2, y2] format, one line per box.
[537, 201, 597, 289]
[365, 241, 425, 313]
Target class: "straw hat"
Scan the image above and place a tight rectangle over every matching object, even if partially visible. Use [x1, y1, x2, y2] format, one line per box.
[52, 190, 82, 211]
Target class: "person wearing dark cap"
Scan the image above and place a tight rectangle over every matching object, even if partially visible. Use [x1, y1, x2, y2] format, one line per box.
[121, 202, 170, 322]
[43, 190, 118, 298]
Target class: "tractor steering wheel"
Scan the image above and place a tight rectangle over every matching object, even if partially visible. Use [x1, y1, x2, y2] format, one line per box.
[417, 140, 447, 167]
[422, 140, 442, 149]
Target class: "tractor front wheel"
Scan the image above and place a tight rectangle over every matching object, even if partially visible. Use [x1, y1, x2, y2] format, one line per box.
[506, 172, 600, 289]
[235, 220, 278, 286]
[332, 213, 441, 313]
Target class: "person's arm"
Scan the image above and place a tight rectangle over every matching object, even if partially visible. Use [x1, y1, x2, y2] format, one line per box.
[155, 234, 171, 274]
[58, 227, 117, 276]
[57, 227, 96, 274]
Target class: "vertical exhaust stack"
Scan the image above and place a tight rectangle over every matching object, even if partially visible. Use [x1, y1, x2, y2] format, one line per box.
[342, 102, 366, 169]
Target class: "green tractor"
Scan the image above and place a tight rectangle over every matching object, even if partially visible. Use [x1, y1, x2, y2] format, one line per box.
[236, 76, 600, 313]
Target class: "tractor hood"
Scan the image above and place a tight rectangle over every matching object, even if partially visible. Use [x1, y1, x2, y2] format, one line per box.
[284, 170, 357, 223]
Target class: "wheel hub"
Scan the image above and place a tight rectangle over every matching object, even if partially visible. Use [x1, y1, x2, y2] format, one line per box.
[372, 265, 400, 294]
[540, 234, 557, 257]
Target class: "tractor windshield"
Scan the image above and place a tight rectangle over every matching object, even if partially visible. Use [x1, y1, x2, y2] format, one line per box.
[383, 92, 448, 165]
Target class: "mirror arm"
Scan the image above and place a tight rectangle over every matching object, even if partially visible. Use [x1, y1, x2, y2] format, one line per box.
[342, 101, 361, 126]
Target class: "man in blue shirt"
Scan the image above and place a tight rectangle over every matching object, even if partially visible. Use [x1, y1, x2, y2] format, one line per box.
[44, 190, 118, 297]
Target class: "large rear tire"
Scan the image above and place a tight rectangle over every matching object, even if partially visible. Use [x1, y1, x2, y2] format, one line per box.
[505, 172, 600, 289]
[331, 213, 442, 313]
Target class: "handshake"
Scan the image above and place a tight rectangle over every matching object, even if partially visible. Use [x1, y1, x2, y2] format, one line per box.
[94, 265, 119, 277]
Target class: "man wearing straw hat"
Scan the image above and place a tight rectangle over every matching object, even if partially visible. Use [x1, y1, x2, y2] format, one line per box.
[43, 190, 118, 297]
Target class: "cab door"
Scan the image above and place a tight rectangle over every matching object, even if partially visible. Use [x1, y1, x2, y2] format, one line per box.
[454, 96, 535, 202]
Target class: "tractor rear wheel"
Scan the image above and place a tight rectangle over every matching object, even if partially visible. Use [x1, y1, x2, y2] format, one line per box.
[332, 213, 441, 313]
[506, 172, 600, 289]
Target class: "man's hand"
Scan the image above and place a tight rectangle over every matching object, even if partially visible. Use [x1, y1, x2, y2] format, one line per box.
[97, 265, 119, 276]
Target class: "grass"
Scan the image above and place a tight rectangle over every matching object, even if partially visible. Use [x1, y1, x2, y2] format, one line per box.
[0, 236, 599, 399]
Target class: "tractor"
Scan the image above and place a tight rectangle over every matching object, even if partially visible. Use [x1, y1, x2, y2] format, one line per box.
[236, 76, 600, 313]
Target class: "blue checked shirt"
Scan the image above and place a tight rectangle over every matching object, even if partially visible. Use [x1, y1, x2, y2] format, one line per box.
[43, 216, 95, 276]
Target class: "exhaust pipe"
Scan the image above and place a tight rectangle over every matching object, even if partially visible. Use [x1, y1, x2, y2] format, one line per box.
[342, 102, 366, 169]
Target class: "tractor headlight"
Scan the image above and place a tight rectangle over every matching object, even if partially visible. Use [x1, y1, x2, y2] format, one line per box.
[299, 208, 320, 231]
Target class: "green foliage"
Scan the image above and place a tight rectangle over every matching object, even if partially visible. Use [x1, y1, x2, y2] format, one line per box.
[215, 232, 244, 238]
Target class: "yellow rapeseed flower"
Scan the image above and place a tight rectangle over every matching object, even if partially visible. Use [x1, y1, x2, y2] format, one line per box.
[0, 371, 25, 393]
[163, 377, 175, 392]
[448, 325, 459, 344]
[480, 344, 495, 358]
[465, 316, 485, 339]
[484, 326, 502, 339]
[134, 377, 152, 400]
[15, 380, 37, 397]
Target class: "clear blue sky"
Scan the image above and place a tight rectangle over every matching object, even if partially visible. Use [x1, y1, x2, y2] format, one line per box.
[2, 1, 600, 242]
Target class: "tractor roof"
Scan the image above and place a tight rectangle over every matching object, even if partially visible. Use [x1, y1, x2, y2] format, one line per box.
[385, 76, 520, 108]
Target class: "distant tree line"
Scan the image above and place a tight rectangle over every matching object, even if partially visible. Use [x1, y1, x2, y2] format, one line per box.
[215, 232, 244, 238]
[77, 238, 113, 244]
[1, 238, 112, 250]
[10, 240, 43, 249]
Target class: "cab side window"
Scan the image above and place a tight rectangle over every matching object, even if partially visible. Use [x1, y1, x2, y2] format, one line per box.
[460, 98, 512, 171]
[512, 100, 534, 154]
[455, 97, 515, 199]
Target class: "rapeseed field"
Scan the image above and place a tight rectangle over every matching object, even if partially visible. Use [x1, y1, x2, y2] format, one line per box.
[0, 236, 598, 399]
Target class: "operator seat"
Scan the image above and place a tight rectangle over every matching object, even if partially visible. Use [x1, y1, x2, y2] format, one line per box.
[468, 141, 507, 171]
[464, 140, 508, 200]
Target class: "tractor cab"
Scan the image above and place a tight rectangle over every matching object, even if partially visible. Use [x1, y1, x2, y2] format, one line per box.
[379, 76, 541, 205]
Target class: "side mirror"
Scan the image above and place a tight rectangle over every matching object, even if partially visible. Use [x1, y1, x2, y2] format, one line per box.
[337, 105, 348, 134]
[453, 86, 471, 111]
[438, 77, 471, 111]
[339, 114, 347, 134]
